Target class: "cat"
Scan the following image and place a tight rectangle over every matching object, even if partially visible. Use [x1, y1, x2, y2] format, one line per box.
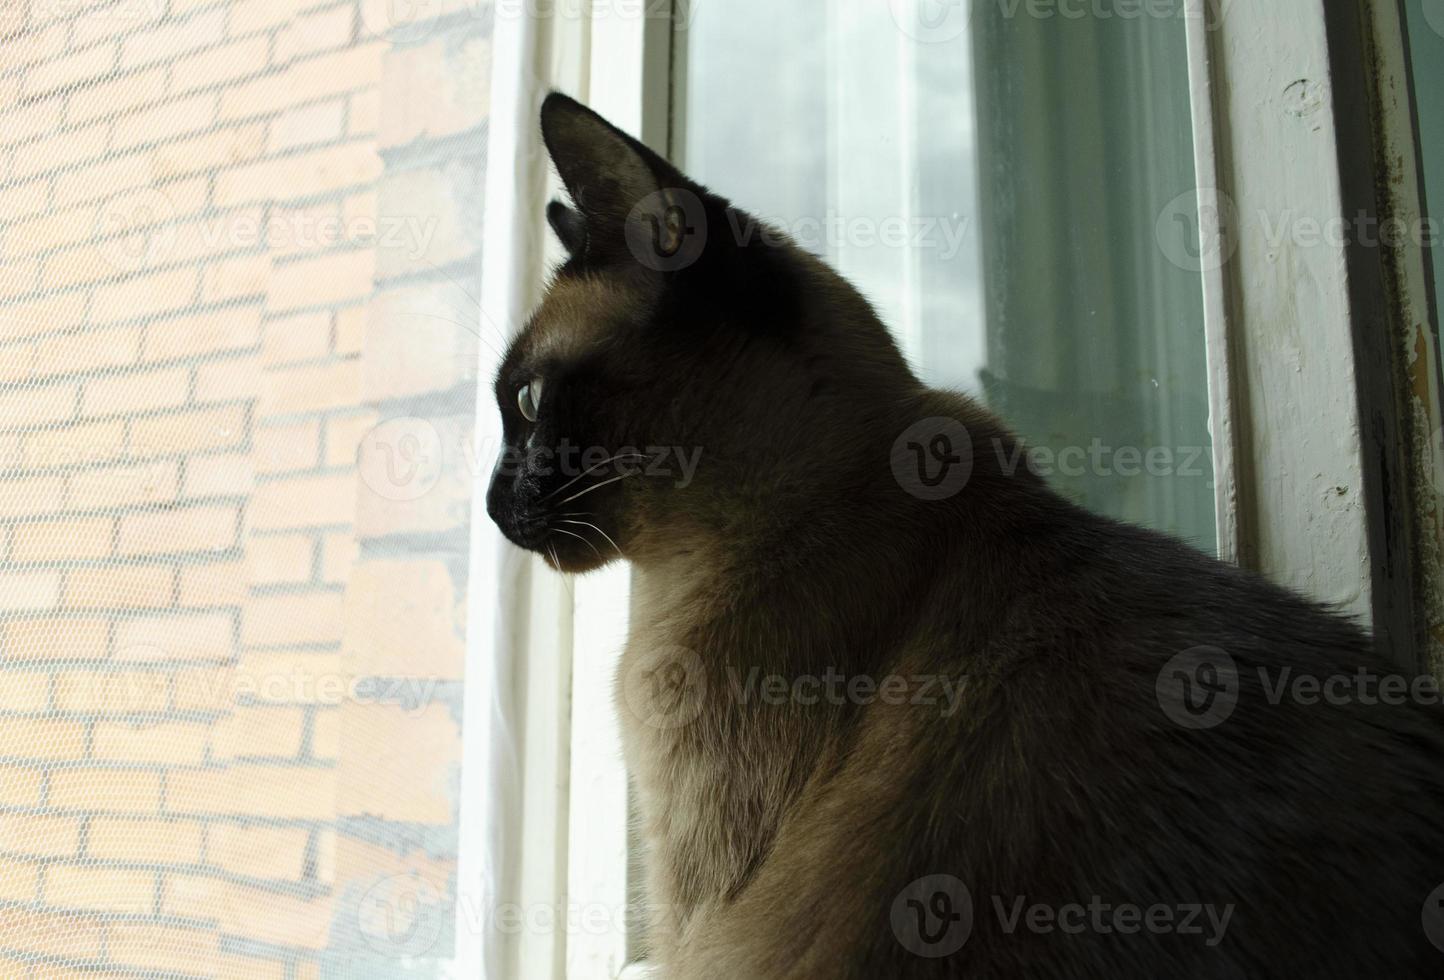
[486, 92, 1444, 978]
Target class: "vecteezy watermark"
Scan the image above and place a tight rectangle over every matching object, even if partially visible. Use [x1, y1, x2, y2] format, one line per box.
[1155, 646, 1240, 730]
[891, 877, 1234, 956]
[892, 875, 974, 957]
[992, 895, 1234, 947]
[724, 667, 968, 718]
[620, 645, 707, 729]
[892, 417, 975, 500]
[493, 442, 704, 490]
[1256, 667, 1444, 708]
[1258, 210, 1441, 252]
[993, 438, 1210, 481]
[888, 0, 1232, 43]
[359, 416, 447, 502]
[358, 873, 447, 957]
[626, 187, 709, 272]
[95, 188, 178, 273]
[1422, 0, 1444, 40]
[724, 210, 973, 262]
[1423, 882, 1444, 954]
[1156, 187, 1239, 274]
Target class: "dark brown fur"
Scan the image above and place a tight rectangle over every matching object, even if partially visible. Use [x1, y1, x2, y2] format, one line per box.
[486, 94, 1444, 978]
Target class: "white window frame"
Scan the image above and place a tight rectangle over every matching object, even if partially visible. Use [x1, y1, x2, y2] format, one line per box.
[460, 2, 1444, 978]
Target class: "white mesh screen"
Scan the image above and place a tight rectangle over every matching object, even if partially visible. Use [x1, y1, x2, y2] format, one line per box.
[0, 1, 492, 975]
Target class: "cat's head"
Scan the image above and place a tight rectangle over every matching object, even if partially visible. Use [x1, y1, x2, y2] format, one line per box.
[486, 94, 919, 572]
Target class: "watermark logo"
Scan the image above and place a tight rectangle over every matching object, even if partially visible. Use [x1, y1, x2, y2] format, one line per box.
[360, 0, 457, 42]
[1424, 882, 1444, 953]
[1156, 646, 1239, 730]
[1423, 0, 1444, 40]
[891, 874, 974, 957]
[358, 873, 447, 957]
[621, 645, 706, 729]
[892, 418, 974, 500]
[1156, 188, 1238, 274]
[359, 417, 445, 502]
[95, 188, 177, 273]
[625, 188, 708, 272]
[889, 0, 974, 43]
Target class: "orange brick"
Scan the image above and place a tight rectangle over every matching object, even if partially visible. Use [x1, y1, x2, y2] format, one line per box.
[333, 302, 367, 354]
[241, 595, 344, 647]
[152, 123, 268, 180]
[260, 359, 361, 416]
[54, 668, 170, 714]
[168, 766, 336, 820]
[254, 420, 320, 473]
[45, 864, 155, 914]
[0, 293, 87, 343]
[22, 44, 116, 98]
[172, 36, 271, 92]
[229, 0, 311, 34]
[172, 666, 232, 713]
[131, 404, 248, 454]
[93, 720, 211, 765]
[12, 126, 110, 181]
[169, 206, 266, 265]
[268, 249, 374, 312]
[9, 516, 113, 562]
[70, 0, 167, 47]
[218, 952, 288, 980]
[114, 611, 234, 662]
[194, 354, 260, 404]
[183, 453, 252, 498]
[247, 534, 314, 584]
[338, 702, 460, 824]
[215, 141, 382, 206]
[21, 419, 128, 470]
[214, 705, 307, 759]
[0, 765, 46, 807]
[88, 817, 205, 865]
[0, 905, 106, 960]
[51, 152, 153, 207]
[0, 570, 62, 611]
[201, 252, 270, 302]
[320, 532, 357, 584]
[0, 381, 77, 427]
[67, 459, 180, 509]
[275, 5, 355, 63]
[92, 267, 198, 324]
[349, 88, 381, 137]
[0, 98, 65, 148]
[343, 560, 464, 679]
[0, 478, 66, 519]
[120, 8, 227, 69]
[66, 66, 167, 122]
[143, 307, 262, 361]
[262, 312, 332, 364]
[3, 23, 67, 70]
[0, 178, 50, 222]
[32, 327, 142, 377]
[81, 366, 189, 416]
[0, 616, 109, 662]
[112, 92, 218, 150]
[381, 34, 491, 148]
[0, 716, 87, 761]
[178, 560, 246, 607]
[48, 768, 162, 814]
[208, 823, 309, 879]
[65, 563, 175, 609]
[363, 283, 478, 400]
[0, 673, 49, 711]
[109, 922, 219, 975]
[310, 706, 339, 759]
[0, 257, 40, 301]
[269, 98, 347, 153]
[0, 813, 82, 859]
[250, 472, 356, 530]
[322, 411, 377, 467]
[7, 204, 97, 256]
[232, 651, 343, 705]
[0, 860, 39, 903]
[117, 504, 238, 556]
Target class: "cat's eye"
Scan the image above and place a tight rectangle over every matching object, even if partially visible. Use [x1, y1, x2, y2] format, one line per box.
[517, 378, 544, 422]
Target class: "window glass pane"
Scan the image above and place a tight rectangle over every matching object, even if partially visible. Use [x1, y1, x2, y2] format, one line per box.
[681, 0, 1216, 551]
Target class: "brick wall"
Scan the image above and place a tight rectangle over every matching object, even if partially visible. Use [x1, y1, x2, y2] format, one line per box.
[0, 1, 490, 976]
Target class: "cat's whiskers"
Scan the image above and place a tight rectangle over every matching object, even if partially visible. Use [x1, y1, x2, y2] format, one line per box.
[556, 518, 621, 556]
[554, 472, 637, 507]
[539, 453, 654, 504]
[550, 525, 603, 559]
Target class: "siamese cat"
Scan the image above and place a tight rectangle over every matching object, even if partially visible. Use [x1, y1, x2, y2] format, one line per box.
[486, 93, 1444, 978]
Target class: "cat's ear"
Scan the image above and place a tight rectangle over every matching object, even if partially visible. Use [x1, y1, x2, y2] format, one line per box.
[546, 199, 587, 256]
[540, 92, 705, 270]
